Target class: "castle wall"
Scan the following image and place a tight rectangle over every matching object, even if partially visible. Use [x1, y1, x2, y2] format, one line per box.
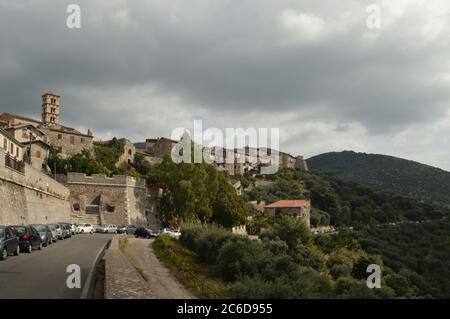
[64, 173, 156, 228]
[0, 148, 71, 226]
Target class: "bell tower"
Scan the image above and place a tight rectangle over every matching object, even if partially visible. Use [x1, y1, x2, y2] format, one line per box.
[41, 92, 60, 127]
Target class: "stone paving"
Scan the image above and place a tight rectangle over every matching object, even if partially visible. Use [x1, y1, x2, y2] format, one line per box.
[105, 235, 194, 299]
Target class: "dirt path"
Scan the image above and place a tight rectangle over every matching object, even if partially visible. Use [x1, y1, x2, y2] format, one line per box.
[123, 237, 195, 299]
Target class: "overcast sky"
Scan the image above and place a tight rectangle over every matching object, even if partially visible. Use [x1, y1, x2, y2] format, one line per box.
[1, 0, 449, 171]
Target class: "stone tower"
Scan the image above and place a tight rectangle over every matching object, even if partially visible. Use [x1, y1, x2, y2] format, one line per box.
[41, 92, 60, 127]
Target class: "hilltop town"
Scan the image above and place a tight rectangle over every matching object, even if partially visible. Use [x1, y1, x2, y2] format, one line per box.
[0, 93, 311, 230]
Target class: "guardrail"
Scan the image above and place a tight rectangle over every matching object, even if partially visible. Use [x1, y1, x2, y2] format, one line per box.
[4, 154, 25, 174]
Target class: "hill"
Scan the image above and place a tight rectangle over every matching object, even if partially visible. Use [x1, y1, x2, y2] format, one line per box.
[307, 151, 450, 206]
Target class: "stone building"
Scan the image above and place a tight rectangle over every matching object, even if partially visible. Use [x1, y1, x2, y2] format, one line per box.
[0, 93, 95, 158]
[294, 156, 309, 171]
[0, 128, 25, 162]
[116, 139, 136, 170]
[264, 199, 311, 227]
[145, 137, 178, 158]
[57, 173, 161, 229]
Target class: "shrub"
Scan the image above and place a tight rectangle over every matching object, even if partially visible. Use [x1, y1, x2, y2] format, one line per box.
[213, 238, 269, 282]
[180, 223, 235, 264]
[259, 215, 311, 250]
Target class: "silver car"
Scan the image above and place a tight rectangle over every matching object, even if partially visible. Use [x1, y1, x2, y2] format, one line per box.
[47, 224, 59, 242]
[31, 224, 53, 247]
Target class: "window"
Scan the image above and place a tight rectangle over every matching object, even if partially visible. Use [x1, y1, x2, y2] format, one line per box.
[73, 203, 80, 211]
[80, 138, 84, 143]
[3, 139, 6, 150]
[16, 147, 19, 157]
[36, 150, 41, 159]
[106, 204, 115, 213]
[58, 134, 62, 140]
[70, 136, 75, 144]
[128, 149, 132, 155]
[10, 143, 13, 154]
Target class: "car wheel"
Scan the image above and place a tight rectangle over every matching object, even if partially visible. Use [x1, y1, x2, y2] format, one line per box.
[27, 244, 32, 253]
[38, 242, 42, 250]
[0, 249, 7, 261]
[14, 246, 20, 256]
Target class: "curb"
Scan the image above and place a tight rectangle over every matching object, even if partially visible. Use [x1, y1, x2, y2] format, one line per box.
[80, 239, 111, 299]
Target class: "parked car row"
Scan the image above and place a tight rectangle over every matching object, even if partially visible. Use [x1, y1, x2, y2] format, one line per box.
[0, 222, 77, 261]
[133, 227, 181, 239]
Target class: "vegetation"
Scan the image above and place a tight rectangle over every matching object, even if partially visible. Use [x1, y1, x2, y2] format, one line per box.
[308, 151, 450, 206]
[242, 169, 450, 298]
[247, 169, 449, 228]
[94, 137, 127, 173]
[148, 156, 249, 228]
[48, 137, 134, 176]
[166, 219, 401, 298]
[48, 148, 109, 176]
[356, 221, 450, 298]
[153, 234, 228, 298]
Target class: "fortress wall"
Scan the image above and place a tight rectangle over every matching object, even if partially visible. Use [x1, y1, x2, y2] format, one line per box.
[0, 148, 71, 225]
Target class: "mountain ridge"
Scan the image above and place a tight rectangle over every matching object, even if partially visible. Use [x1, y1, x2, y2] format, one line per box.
[307, 150, 450, 206]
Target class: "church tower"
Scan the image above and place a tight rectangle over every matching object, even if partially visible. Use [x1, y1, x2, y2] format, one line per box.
[41, 92, 60, 127]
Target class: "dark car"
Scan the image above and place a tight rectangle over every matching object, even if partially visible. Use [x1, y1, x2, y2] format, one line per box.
[11, 225, 42, 253]
[0, 226, 20, 260]
[31, 224, 53, 247]
[118, 225, 137, 234]
[135, 227, 158, 238]
[59, 223, 72, 239]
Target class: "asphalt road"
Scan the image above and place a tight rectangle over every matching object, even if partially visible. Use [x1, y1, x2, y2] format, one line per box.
[0, 233, 113, 299]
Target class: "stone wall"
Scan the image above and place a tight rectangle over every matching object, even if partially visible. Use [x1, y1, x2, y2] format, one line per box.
[63, 173, 158, 228]
[41, 127, 94, 158]
[116, 139, 135, 169]
[0, 148, 71, 225]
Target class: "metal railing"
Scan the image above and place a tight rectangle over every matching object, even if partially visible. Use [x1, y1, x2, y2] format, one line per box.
[4, 154, 25, 174]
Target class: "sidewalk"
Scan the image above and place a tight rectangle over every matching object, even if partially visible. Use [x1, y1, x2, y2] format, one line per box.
[123, 237, 195, 299]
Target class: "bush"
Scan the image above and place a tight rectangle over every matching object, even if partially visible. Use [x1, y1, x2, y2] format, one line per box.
[180, 223, 235, 264]
[259, 215, 311, 250]
[213, 238, 269, 282]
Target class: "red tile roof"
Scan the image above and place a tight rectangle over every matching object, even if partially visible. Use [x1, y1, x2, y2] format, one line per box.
[265, 199, 310, 208]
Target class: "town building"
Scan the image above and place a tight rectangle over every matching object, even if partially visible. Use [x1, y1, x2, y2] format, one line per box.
[0, 93, 95, 159]
[264, 199, 311, 227]
[0, 128, 25, 162]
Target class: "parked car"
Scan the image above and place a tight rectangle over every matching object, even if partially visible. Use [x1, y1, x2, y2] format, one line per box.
[162, 228, 181, 239]
[48, 223, 63, 240]
[59, 223, 72, 239]
[76, 223, 94, 234]
[11, 225, 42, 253]
[69, 224, 77, 235]
[31, 224, 53, 247]
[135, 227, 159, 239]
[47, 224, 59, 242]
[0, 226, 20, 260]
[117, 225, 137, 234]
[96, 224, 118, 234]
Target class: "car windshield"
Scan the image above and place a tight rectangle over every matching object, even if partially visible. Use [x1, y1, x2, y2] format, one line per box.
[13, 226, 26, 234]
[34, 225, 46, 231]
[48, 225, 56, 231]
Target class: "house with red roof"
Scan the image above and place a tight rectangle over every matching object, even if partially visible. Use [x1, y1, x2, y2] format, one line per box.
[264, 199, 311, 227]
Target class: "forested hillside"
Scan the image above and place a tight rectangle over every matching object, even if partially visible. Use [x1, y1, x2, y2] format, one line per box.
[307, 151, 450, 206]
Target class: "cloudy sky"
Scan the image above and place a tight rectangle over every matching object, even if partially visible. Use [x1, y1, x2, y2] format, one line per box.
[1, 0, 450, 170]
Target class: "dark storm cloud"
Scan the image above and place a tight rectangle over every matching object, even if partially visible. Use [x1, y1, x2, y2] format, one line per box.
[0, 0, 449, 168]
